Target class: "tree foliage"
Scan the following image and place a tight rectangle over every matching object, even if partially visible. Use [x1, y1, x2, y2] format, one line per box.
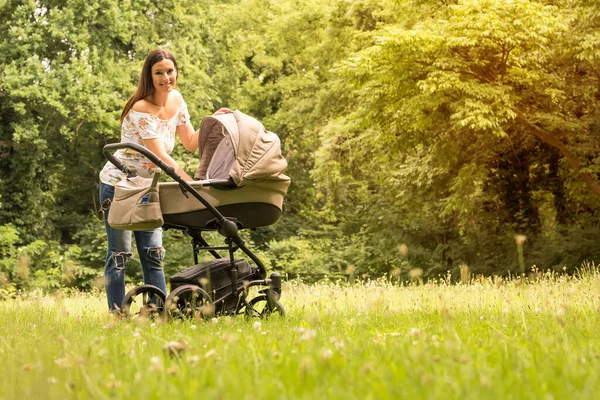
[320, 0, 600, 275]
[1, 0, 600, 289]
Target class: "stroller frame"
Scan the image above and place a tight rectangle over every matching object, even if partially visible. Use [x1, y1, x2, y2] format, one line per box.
[103, 142, 284, 319]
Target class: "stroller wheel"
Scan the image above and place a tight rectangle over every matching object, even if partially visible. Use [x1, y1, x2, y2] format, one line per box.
[165, 284, 214, 320]
[121, 284, 166, 319]
[245, 294, 285, 318]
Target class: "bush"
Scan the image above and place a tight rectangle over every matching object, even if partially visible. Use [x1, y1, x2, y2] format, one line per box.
[0, 223, 101, 292]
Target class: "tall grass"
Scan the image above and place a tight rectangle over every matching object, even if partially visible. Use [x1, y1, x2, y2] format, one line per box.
[2, 270, 600, 399]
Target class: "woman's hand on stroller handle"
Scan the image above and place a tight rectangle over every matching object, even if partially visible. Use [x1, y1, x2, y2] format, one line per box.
[143, 138, 195, 181]
[213, 108, 232, 116]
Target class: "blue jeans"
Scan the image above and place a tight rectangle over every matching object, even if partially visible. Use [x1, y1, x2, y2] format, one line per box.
[99, 182, 167, 311]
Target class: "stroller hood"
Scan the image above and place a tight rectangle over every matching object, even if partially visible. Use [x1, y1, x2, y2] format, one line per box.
[194, 110, 290, 187]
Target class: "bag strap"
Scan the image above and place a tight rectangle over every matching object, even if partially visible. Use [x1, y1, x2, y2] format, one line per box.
[151, 172, 160, 189]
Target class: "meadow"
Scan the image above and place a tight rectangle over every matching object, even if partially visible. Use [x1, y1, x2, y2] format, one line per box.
[2, 271, 600, 400]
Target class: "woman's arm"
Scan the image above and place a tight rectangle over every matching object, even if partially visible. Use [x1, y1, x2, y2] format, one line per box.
[176, 122, 199, 152]
[143, 137, 194, 181]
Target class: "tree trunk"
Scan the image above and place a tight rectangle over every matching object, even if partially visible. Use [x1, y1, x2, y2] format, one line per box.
[515, 109, 600, 197]
[547, 148, 570, 225]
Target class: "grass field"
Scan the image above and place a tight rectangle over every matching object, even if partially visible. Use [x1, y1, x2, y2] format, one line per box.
[2, 271, 600, 400]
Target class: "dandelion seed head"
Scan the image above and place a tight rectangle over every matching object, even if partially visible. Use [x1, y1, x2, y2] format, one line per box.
[106, 374, 122, 390]
[409, 268, 423, 279]
[163, 340, 187, 357]
[515, 234, 527, 246]
[204, 349, 218, 359]
[54, 357, 70, 368]
[188, 354, 201, 366]
[421, 373, 432, 384]
[299, 329, 317, 341]
[200, 303, 215, 318]
[399, 244, 409, 256]
[149, 356, 163, 372]
[480, 376, 491, 387]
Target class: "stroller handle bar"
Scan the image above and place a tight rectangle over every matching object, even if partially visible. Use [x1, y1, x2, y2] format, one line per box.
[103, 142, 174, 178]
[102, 142, 235, 187]
[102, 142, 241, 239]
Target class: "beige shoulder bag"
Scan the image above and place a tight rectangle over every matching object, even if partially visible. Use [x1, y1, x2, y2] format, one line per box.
[108, 174, 163, 231]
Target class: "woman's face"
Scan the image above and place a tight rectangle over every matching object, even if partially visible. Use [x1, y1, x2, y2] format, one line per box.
[151, 59, 177, 92]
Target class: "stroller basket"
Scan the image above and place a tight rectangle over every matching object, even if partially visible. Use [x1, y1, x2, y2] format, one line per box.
[170, 259, 263, 314]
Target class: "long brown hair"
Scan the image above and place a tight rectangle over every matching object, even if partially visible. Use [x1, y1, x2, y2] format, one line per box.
[120, 49, 179, 124]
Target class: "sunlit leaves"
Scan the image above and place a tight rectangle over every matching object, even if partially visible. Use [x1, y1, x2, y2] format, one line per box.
[311, 0, 600, 275]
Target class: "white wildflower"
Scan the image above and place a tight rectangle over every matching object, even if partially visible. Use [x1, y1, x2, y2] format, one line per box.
[322, 349, 333, 360]
[409, 328, 421, 336]
[300, 329, 317, 341]
[204, 349, 218, 359]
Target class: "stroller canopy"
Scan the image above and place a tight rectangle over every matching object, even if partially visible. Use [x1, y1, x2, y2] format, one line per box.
[194, 110, 290, 187]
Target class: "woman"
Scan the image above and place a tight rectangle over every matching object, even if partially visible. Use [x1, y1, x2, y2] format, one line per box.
[99, 49, 199, 312]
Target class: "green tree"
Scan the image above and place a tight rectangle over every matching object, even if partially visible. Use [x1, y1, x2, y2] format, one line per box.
[0, 0, 217, 243]
[316, 0, 600, 275]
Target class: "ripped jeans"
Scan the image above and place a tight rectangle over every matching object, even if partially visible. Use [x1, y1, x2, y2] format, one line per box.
[99, 182, 168, 311]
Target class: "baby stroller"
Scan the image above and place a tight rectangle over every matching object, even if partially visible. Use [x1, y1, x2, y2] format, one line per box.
[102, 110, 291, 319]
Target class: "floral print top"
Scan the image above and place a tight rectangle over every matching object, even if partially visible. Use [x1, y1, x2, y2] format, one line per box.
[100, 101, 190, 186]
